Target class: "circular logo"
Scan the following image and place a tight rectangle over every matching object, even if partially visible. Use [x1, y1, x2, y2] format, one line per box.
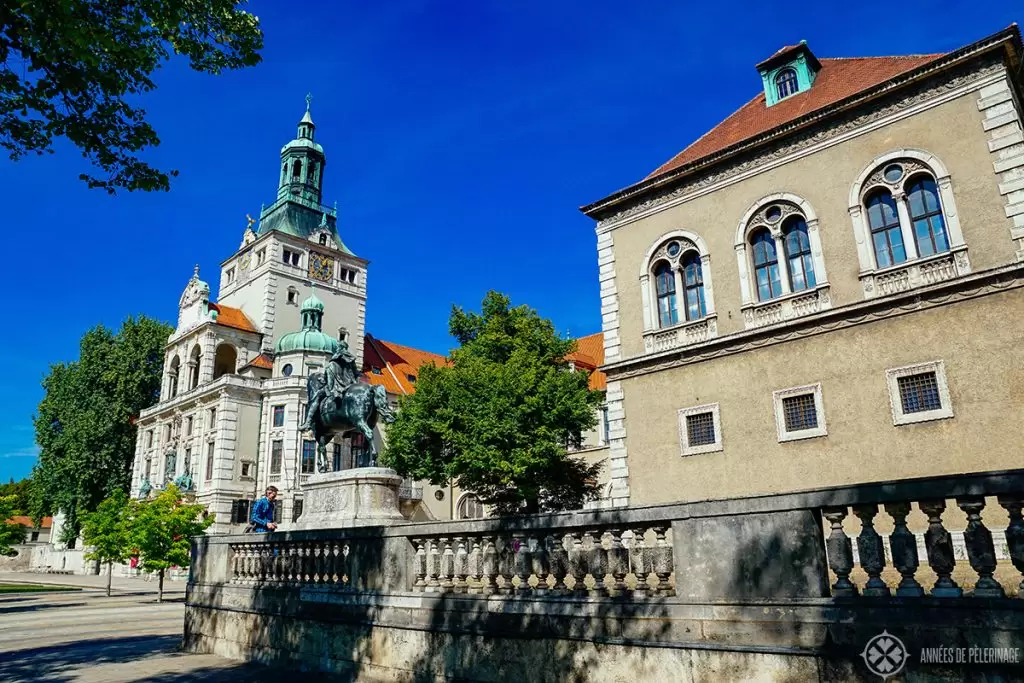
[861, 630, 908, 680]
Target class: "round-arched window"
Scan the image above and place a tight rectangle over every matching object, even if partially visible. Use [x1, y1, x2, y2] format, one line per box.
[775, 68, 798, 99]
[282, 363, 293, 377]
[457, 494, 484, 520]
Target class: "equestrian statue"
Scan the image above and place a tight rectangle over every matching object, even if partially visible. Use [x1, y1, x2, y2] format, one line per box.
[299, 340, 396, 472]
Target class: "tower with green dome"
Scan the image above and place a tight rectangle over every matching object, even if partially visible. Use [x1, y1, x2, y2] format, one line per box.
[275, 292, 340, 356]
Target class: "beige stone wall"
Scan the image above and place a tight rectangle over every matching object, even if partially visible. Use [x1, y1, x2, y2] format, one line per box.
[609, 88, 1016, 360]
[621, 287, 1024, 505]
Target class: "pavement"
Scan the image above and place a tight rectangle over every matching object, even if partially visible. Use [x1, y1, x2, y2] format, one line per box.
[0, 572, 282, 682]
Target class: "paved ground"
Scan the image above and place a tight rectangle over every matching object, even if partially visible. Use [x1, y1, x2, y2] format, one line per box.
[0, 572, 281, 683]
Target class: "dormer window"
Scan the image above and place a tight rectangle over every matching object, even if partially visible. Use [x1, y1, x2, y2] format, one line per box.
[775, 68, 798, 99]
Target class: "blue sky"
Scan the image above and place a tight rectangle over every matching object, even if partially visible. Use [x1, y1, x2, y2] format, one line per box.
[0, 2, 1018, 481]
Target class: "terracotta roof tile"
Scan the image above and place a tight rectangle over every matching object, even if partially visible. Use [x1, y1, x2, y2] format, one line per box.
[570, 332, 606, 392]
[209, 303, 259, 333]
[6, 516, 51, 529]
[362, 334, 448, 396]
[645, 54, 944, 180]
[242, 353, 274, 370]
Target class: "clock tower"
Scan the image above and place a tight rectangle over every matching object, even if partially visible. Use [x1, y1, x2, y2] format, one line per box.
[215, 98, 367, 364]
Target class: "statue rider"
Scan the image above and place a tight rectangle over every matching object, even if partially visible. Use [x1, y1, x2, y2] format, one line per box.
[300, 340, 361, 432]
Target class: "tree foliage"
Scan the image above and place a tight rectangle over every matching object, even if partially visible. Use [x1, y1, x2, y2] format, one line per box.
[32, 315, 173, 544]
[383, 291, 604, 514]
[0, 496, 26, 556]
[0, 0, 263, 192]
[0, 478, 31, 515]
[81, 490, 132, 595]
[130, 484, 213, 601]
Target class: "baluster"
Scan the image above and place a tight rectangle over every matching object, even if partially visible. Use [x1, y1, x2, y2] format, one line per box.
[229, 545, 239, 582]
[512, 532, 531, 594]
[467, 537, 483, 594]
[242, 545, 254, 584]
[957, 497, 1005, 598]
[268, 543, 280, 584]
[548, 534, 569, 594]
[823, 508, 857, 597]
[481, 536, 498, 595]
[328, 541, 341, 585]
[651, 526, 674, 596]
[532, 535, 551, 593]
[411, 538, 427, 591]
[606, 528, 628, 597]
[853, 504, 889, 597]
[453, 537, 469, 593]
[439, 537, 455, 592]
[920, 500, 962, 597]
[998, 495, 1024, 596]
[568, 531, 588, 596]
[314, 543, 325, 585]
[631, 527, 650, 597]
[885, 502, 924, 596]
[426, 539, 441, 592]
[260, 545, 272, 583]
[498, 537, 515, 595]
[585, 530, 608, 597]
[340, 543, 352, 589]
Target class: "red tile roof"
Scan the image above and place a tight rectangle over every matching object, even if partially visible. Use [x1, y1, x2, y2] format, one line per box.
[362, 335, 448, 396]
[208, 303, 259, 333]
[569, 332, 606, 392]
[646, 54, 943, 180]
[6, 516, 51, 529]
[241, 353, 274, 370]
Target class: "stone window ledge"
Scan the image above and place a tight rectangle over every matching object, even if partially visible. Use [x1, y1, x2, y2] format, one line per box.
[643, 315, 718, 354]
[741, 284, 832, 330]
[860, 247, 970, 299]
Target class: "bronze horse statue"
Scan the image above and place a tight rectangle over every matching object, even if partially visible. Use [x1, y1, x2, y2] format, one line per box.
[305, 374, 396, 472]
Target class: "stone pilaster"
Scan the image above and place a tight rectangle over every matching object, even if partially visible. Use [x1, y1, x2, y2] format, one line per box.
[976, 73, 1024, 259]
[596, 229, 629, 507]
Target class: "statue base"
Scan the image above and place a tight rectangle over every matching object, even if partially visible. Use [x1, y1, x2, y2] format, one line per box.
[290, 467, 407, 530]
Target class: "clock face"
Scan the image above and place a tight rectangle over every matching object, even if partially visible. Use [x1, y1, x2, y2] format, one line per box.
[308, 252, 334, 282]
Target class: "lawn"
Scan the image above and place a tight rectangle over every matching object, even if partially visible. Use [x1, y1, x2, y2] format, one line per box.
[0, 583, 82, 594]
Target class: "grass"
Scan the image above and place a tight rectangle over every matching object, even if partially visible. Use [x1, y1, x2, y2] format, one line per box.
[0, 583, 82, 594]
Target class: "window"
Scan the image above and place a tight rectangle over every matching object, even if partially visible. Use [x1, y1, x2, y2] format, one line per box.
[208, 407, 216, 429]
[185, 416, 193, 436]
[677, 404, 723, 456]
[654, 261, 678, 327]
[31, 531, 39, 542]
[270, 440, 283, 474]
[256, 249, 266, 266]
[457, 494, 485, 520]
[231, 500, 251, 524]
[601, 405, 610, 445]
[287, 289, 298, 305]
[773, 384, 827, 442]
[301, 439, 316, 474]
[865, 190, 906, 269]
[885, 361, 953, 425]
[407, 373, 416, 383]
[351, 434, 368, 468]
[319, 234, 328, 246]
[332, 443, 343, 471]
[164, 424, 172, 442]
[272, 405, 285, 428]
[348, 270, 356, 284]
[273, 502, 282, 524]
[292, 159, 302, 179]
[292, 497, 304, 522]
[225, 268, 235, 284]
[681, 252, 707, 321]
[906, 176, 949, 258]
[282, 364, 293, 377]
[240, 461, 253, 479]
[782, 217, 816, 292]
[371, 366, 382, 375]
[750, 229, 782, 301]
[205, 441, 215, 480]
[775, 68, 798, 99]
[146, 430, 153, 449]
[282, 249, 300, 267]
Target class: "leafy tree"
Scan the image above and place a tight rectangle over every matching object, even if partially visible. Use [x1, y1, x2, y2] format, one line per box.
[0, 0, 263, 193]
[0, 478, 32, 515]
[32, 315, 173, 545]
[81, 491, 132, 596]
[0, 496, 26, 556]
[130, 484, 213, 602]
[383, 291, 604, 514]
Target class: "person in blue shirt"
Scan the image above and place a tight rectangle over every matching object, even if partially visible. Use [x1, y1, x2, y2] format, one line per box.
[250, 486, 278, 533]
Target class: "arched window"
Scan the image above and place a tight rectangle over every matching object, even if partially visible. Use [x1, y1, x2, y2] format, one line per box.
[309, 161, 318, 184]
[292, 159, 302, 179]
[681, 251, 706, 321]
[213, 344, 237, 380]
[865, 189, 906, 269]
[905, 175, 949, 258]
[750, 228, 782, 301]
[457, 494, 484, 520]
[168, 355, 180, 399]
[775, 68, 798, 99]
[189, 345, 202, 390]
[654, 260, 678, 328]
[782, 217, 816, 292]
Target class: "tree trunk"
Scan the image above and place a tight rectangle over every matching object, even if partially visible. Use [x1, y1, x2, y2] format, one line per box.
[106, 561, 112, 597]
[158, 568, 164, 603]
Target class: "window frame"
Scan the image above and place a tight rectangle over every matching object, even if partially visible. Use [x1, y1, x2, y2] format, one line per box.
[677, 403, 723, 457]
[885, 360, 954, 426]
[272, 404, 285, 428]
[301, 439, 316, 474]
[270, 439, 283, 474]
[772, 383, 827, 442]
[639, 231, 718, 345]
[775, 67, 799, 99]
[205, 441, 215, 481]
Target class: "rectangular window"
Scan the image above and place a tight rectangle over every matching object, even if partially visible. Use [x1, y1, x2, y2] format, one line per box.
[282, 249, 291, 265]
[240, 462, 253, 479]
[270, 440, 283, 474]
[886, 361, 953, 426]
[773, 384, 827, 442]
[348, 270, 356, 284]
[226, 268, 235, 283]
[185, 416, 193, 436]
[291, 251, 301, 266]
[164, 424, 172, 441]
[272, 405, 285, 427]
[256, 249, 265, 266]
[208, 407, 217, 429]
[231, 500, 251, 524]
[273, 502, 282, 524]
[332, 443, 342, 471]
[292, 497, 304, 522]
[144, 457, 152, 480]
[678, 404, 723, 456]
[340, 267, 348, 282]
[601, 405, 610, 445]
[301, 439, 316, 474]
[31, 531, 39, 542]
[146, 430, 153, 449]
[205, 442, 215, 480]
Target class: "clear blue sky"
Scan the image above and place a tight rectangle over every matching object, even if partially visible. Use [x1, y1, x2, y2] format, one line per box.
[0, 2, 1017, 481]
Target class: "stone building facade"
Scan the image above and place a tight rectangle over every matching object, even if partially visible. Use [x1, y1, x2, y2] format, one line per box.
[581, 26, 1024, 507]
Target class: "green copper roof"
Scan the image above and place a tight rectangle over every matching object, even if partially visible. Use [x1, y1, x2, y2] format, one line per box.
[274, 288, 338, 354]
[256, 200, 355, 255]
[302, 292, 324, 311]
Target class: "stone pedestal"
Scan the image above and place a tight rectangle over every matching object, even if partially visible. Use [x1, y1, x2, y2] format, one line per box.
[291, 467, 406, 530]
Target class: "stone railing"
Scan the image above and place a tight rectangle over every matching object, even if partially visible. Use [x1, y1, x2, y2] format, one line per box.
[741, 285, 831, 330]
[642, 316, 717, 353]
[861, 248, 970, 299]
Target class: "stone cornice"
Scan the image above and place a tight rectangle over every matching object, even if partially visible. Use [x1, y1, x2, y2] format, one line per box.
[601, 262, 1024, 381]
[582, 27, 1022, 225]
